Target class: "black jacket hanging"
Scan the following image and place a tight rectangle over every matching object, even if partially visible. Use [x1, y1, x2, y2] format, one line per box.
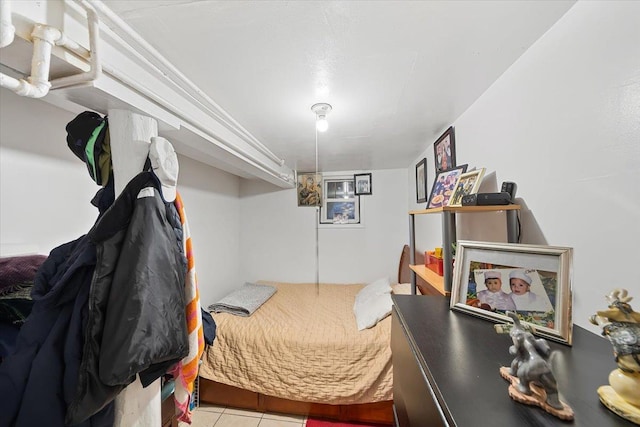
[66, 172, 188, 425]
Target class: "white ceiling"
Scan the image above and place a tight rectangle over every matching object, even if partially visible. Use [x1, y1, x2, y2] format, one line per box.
[101, 0, 575, 173]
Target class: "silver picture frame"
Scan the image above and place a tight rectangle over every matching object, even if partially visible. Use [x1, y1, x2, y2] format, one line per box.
[450, 240, 573, 345]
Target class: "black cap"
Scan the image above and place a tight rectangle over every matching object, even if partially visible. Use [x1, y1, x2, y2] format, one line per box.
[66, 111, 108, 185]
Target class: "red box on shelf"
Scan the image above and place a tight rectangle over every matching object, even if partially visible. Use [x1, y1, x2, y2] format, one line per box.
[424, 252, 444, 276]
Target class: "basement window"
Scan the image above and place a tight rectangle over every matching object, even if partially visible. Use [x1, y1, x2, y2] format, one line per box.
[320, 175, 361, 226]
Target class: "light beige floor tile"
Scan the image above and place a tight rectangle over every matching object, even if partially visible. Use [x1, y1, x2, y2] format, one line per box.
[262, 412, 305, 423]
[214, 413, 261, 427]
[199, 403, 226, 413]
[223, 407, 263, 418]
[258, 418, 303, 427]
[178, 409, 221, 427]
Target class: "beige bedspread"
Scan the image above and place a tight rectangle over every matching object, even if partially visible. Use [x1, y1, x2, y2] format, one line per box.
[199, 282, 392, 404]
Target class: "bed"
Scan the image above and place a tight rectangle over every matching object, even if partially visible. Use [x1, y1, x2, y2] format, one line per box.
[198, 245, 430, 424]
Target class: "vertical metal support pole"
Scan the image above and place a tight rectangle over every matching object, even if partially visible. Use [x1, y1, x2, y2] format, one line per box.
[409, 214, 416, 295]
[506, 210, 518, 243]
[442, 211, 456, 293]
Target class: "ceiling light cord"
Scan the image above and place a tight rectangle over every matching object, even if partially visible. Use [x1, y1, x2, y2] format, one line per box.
[315, 125, 320, 295]
[310, 103, 330, 295]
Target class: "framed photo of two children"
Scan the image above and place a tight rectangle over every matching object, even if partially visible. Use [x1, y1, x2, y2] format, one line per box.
[450, 240, 574, 345]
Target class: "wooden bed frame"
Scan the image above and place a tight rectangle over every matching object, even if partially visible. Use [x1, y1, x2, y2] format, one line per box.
[199, 378, 393, 424]
[197, 245, 427, 425]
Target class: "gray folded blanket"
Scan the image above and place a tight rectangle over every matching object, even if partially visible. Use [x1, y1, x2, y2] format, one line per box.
[208, 282, 276, 317]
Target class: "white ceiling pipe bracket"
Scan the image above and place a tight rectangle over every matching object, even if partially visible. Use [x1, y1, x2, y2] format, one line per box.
[50, 0, 101, 89]
[0, 0, 15, 48]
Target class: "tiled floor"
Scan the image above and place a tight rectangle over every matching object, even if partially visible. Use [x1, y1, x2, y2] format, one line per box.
[179, 404, 309, 427]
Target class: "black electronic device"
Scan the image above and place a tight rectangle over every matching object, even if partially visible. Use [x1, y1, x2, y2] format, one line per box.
[462, 191, 511, 206]
[501, 181, 517, 200]
[475, 192, 512, 205]
[463, 191, 513, 206]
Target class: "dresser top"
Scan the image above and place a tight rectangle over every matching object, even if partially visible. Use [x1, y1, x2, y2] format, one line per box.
[392, 295, 635, 426]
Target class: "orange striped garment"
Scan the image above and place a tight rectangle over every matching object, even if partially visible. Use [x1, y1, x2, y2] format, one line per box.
[171, 192, 205, 423]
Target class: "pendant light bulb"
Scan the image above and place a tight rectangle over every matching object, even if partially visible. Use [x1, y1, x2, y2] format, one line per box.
[311, 103, 332, 133]
[316, 115, 329, 132]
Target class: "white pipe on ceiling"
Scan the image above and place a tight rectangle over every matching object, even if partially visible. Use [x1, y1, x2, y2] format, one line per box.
[0, 0, 15, 48]
[82, 3, 293, 185]
[0, 0, 292, 186]
[50, 0, 101, 89]
[0, 72, 19, 90]
[0, 0, 101, 98]
[0, 23, 61, 98]
[86, 0, 286, 168]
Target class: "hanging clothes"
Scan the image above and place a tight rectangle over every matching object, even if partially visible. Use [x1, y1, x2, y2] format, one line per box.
[66, 172, 188, 425]
[0, 184, 116, 427]
[201, 309, 216, 346]
[170, 192, 206, 423]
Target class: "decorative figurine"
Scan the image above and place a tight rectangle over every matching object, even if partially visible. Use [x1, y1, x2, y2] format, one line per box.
[499, 312, 574, 420]
[590, 288, 640, 425]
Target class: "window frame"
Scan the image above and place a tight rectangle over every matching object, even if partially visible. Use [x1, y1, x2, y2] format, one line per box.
[319, 174, 361, 226]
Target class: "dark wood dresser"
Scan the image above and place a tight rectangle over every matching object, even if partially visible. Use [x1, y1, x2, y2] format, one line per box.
[391, 295, 636, 426]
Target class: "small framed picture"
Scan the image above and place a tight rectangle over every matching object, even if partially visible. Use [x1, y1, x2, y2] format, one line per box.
[354, 173, 372, 196]
[450, 240, 574, 345]
[297, 173, 322, 207]
[415, 158, 427, 203]
[447, 168, 486, 207]
[433, 126, 456, 174]
[426, 164, 468, 209]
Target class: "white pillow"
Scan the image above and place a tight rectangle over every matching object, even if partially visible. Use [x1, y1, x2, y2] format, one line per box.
[355, 277, 391, 306]
[354, 292, 393, 331]
[391, 283, 423, 295]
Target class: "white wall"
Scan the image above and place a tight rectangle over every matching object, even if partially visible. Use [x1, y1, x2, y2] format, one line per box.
[0, 88, 241, 308]
[175, 155, 241, 307]
[409, 1, 640, 334]
[240, 168, 408, 285]
[0, 89, 98, 255]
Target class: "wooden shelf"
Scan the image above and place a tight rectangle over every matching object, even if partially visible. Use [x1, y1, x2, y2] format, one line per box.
[409, 204, 520, 215]
[408, 204, 520, 295]
[409, 264, 448, 296]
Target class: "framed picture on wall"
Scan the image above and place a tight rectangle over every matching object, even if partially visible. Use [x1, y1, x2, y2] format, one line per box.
[416, 158, 427, 203]
[297, 173, 322, 207]
[433, 126, 456, 174]
[447, 168, 486, 207]
[426, 164, 468, 209]
[450, 240, 574, 344]
[354, 173, 372, 195]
